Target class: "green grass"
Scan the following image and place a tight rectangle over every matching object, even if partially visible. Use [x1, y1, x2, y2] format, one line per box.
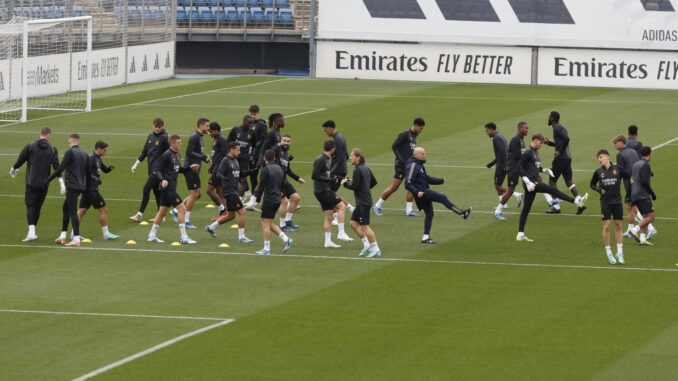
[1, 76, 677, 380]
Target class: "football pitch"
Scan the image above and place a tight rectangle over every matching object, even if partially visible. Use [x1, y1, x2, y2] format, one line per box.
[1, 76, 677, 380]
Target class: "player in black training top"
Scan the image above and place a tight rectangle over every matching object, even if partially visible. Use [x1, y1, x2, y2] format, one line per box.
[322, 120, 355, 232]
[272, 134, 306, 232]
[76, 141, 118, 240]
[206, 122, 229, 216]
[516, 133, 588, 242]
[247, 105, 268, 205]
[341, 148, 381, 257]
[590, 149, 625, 265]
[227, 115, 258, 199]
[405, 147, 472, 244]
[10, 126, 61, 242]
[626, 125, 643, 153]
[312, 140, 347, 248]
[147, 134, 200, 244]
[543, 111, 585, 215]
[247, 113, 284, 210]
[629, 146, 656, 246]
[252, 150, 293, 255]
[173, 118, 211, 228]
[374, 117, 425, 216]
[485, 122, 524, 220]
[204, 141, 255, 244]
[130, 118, 169, 222]
[47, 134, 89, 246]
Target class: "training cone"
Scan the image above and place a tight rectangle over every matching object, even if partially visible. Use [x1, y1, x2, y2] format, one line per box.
[126, 240, 136, 245]
[171, 241, 181, 246]
[139, 221, 149, 226]
[219, 243, 230, 248]
[82, 238, 92, 243]
[206, 204, 215, 208]
[230, 224, 238, 229]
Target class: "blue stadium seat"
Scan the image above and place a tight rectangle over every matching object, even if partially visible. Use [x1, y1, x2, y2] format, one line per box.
[73, 6, 83, 16]
[233, 0, 245, 6]
[251, 8, 265, 22]
[55, 6, 65, 17]
[178, 0, 192, 6]
[199, 6, 214, 22]
[206, 0, 219, 7]
[216, 8, 226, 22]
[190, 7, 200, 22]
[260, 0, 272, 7]
[0, 9, 8, 20]
[274, 0, 287, 7]
[246, 0, 261, 6]
[193, 0, 208, 6]
[153, 8, 166, 20]
[220, 0, 235, 5]
[238, 7, 252, 22]
[177, 7, 188, 21]
[128, 7, 142, 22]
[226, 8, 239, 22]
[127, 0, 142, 5]
[264, 7, 276, 23]
[31, 7, 41, 18]
[278, 9, 292, 23]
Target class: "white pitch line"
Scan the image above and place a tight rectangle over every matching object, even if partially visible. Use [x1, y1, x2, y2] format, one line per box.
[0, 78, 290, 129]
[217, 90, 678, 105]
[72, 318, 234, 381]
[284, 108, 326, 118]
[653, 136, 678, 150]
[2, 244, 677, 273]
[0, 309, 228, 321]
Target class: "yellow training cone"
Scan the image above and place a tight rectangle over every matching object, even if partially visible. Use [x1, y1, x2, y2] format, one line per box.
[230, 224, 238, 229]
[139, 221, 149, 226]
[126, 240, 137, 245]
[219, 243, 230, 248]
[206, 204, 215, 208]
[171, 242, 181, 246]
[82, 238, 92, 243]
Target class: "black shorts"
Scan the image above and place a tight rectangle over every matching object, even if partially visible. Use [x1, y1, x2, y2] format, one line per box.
[550, 158, 573, 183]
[283, 181, 297, 198]
[237, 157, 250, 177]
[160, 190, 183, 207]
[223, 194, 243, 212]
[494, 167, 506, 186]
[394, 164, 406, 180]
[80, 191, 106, 210]
[623, 178, 632, 203]
[261, 201, 281, 219]
[25, 185, 48, 207]
[184, 172, 201, 190]
[632, 199, 654, 216]
[208, 170, 220, 187]
[351, 205, 371, 225]
[315, 191, 342, 211]
[601, 202, 624, 221]
[507, 169, 520, 188]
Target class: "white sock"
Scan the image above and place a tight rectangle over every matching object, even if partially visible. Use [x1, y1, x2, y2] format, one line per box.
[73, 235, 80, 243]
[209, 221, 219, 230]
[185, 211, 191, 222]
[324, 232, 331, 244]
[59, 231, 67, 239]
[102, 226, 109, 235]
[495, 203, 504, 214]
[375, 198, 385, 208]
[150, 224, 160, 236]
[616, 243, 623, 254]
[280, 217, 286, 228]
[605, 245, 612, 255]
[632, 225, 640, 234]
[135, 211, 142, 217]
[264, 240, 271, 250]
[70, 229, 74, 238]
[554, 203, 561, 210]
[640, 233, 646, 241]
[179, 223, 187, 239]
[648, 222, 656, 231]
[544, 194, 553, 203]
[333, 212, 338, 221]
[626, 224, 634, 232]
[406, 202, 413, 213]
[285, 212, 294, 222]
[422, 234, 430, 241]
[347, 203, 355, 213]
[278, 232, 288, 241]
[513, 192, 523, 199]
[338, 224, 345, 235]
[361, 237, 369, 248]
[517, 232, 525, 238]
[498, 195, 504, 202]
[247, 197, 256, 207]
[370, 241, 380, 252]
[245, 190, 252, 198]
[238, 228, 245, 239]
[219, 204, 225, 211]
[28, 225, 35, 235]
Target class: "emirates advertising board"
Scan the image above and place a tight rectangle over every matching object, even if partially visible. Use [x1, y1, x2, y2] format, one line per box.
[319, 0, 678, 50]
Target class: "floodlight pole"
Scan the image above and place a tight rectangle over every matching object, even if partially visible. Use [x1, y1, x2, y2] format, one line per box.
[309, 0, 316, 78]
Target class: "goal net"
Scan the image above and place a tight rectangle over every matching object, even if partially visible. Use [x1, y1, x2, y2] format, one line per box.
[0, 16, 92, 122]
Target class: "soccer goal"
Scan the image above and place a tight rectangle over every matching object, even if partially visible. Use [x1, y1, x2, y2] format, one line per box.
[0, 16, 92, 123]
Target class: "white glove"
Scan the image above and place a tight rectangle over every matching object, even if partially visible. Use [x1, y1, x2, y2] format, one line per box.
[58, 177, 66, 195]
[542, 168, 555, 178]
[9, 167, 17, 178]
[131, 159, 141, 173]
[522, 176, 536, 192]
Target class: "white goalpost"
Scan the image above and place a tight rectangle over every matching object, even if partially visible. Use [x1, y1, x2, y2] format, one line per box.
[0, 15, 92, 123]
